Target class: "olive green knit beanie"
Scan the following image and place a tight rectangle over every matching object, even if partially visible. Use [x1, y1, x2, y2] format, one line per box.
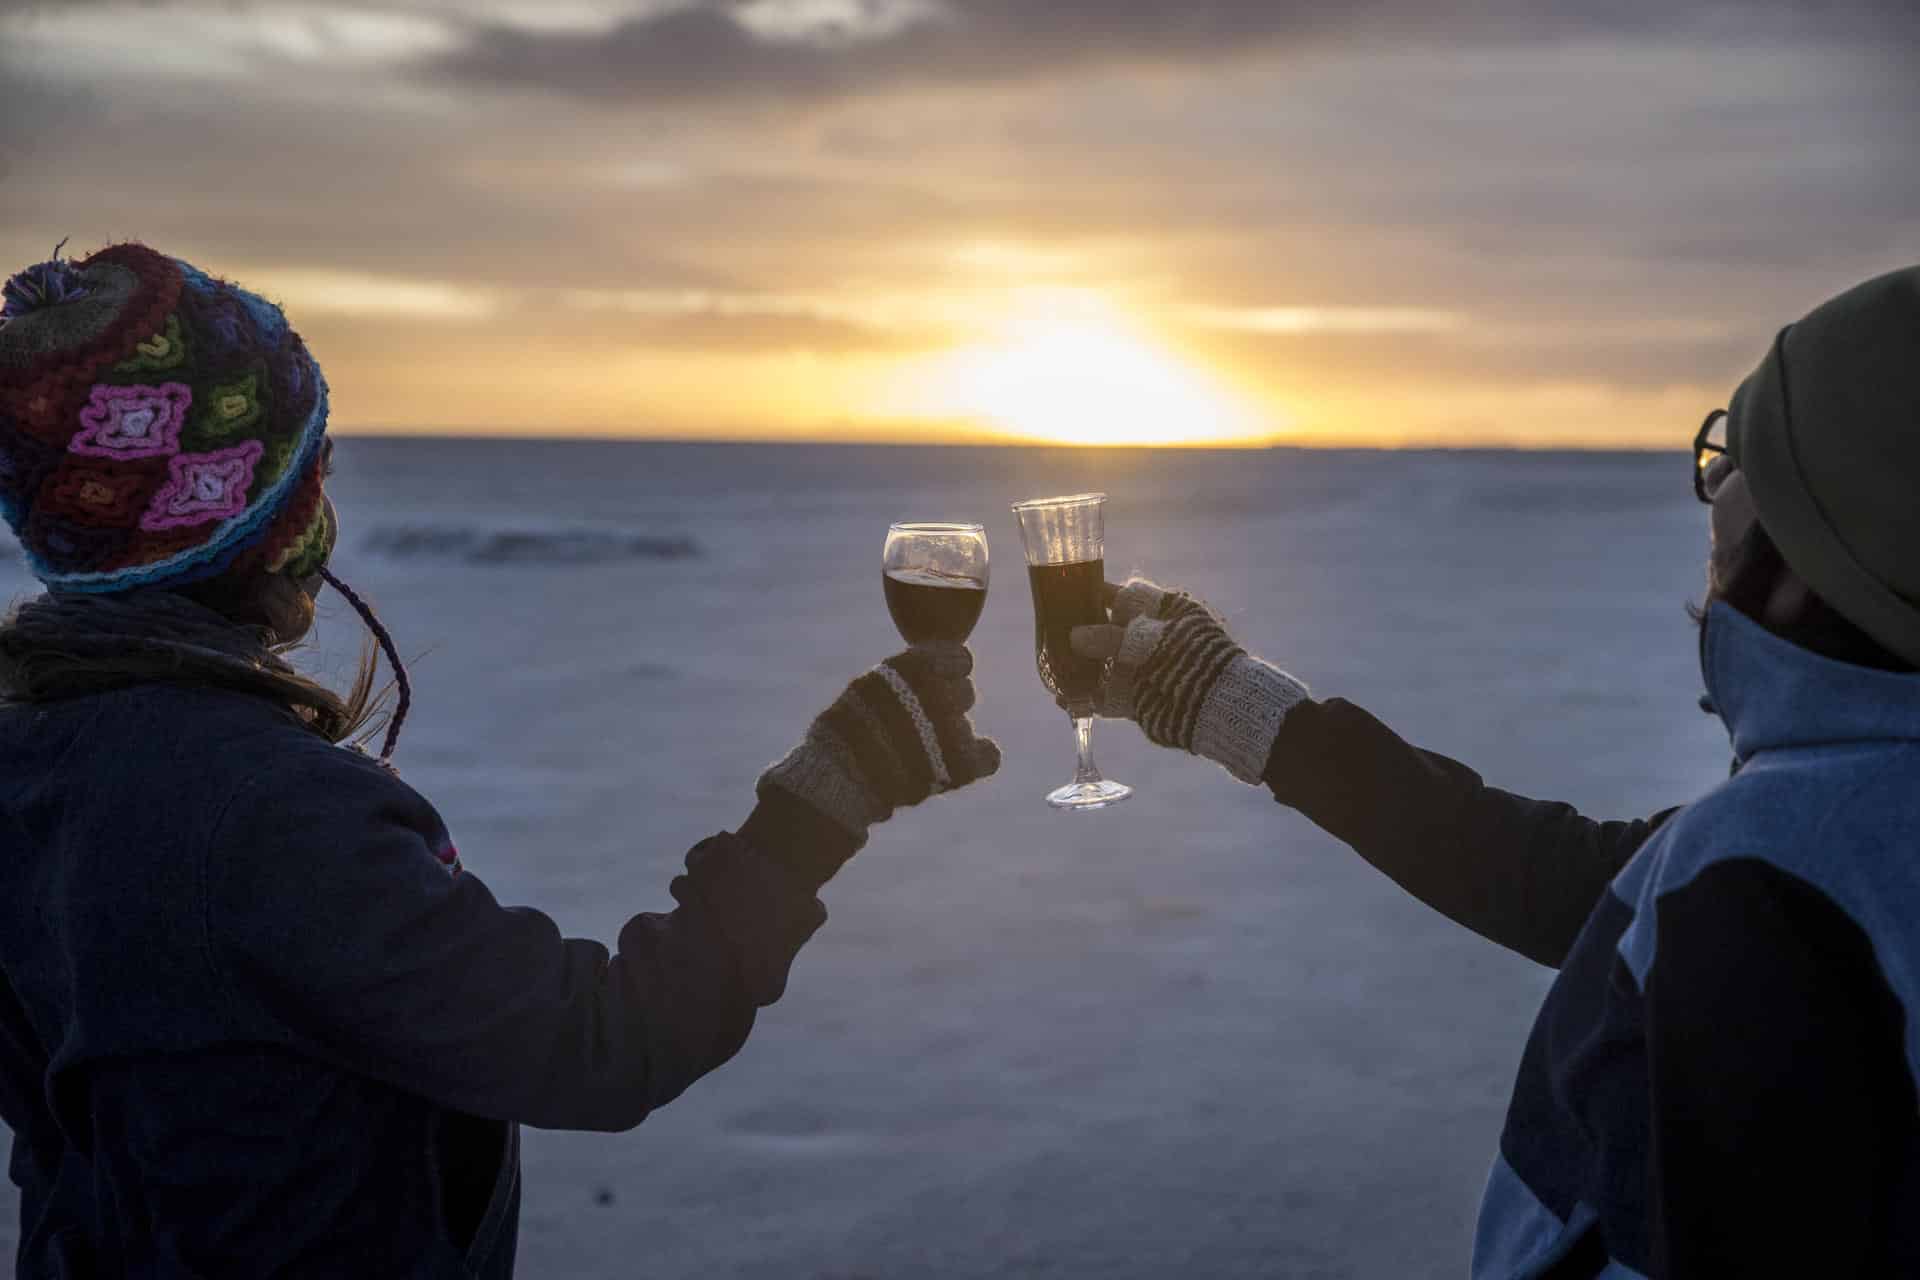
[1727, 266, 1920, 666]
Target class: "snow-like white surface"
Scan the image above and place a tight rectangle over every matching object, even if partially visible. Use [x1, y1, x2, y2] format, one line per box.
[1, 443, 1730, 1277]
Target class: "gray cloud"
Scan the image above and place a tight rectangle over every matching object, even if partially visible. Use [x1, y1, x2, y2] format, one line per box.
[0, 62, 728, 292]
[574, 309, 944, 353]
[431, 0, 1920, 104]
[0, 0, 167, 9]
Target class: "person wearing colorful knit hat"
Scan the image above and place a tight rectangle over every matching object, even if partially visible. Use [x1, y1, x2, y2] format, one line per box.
[1072, 266, 1920, 1275]
[0, 243, 998, 1277]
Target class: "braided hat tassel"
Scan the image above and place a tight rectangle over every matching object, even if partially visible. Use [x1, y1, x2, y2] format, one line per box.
[318, 567, 410, 763]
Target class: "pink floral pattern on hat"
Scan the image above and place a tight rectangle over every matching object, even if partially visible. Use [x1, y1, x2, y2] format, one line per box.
[140, 440, 263, 531]
[71, 383, 191, 459]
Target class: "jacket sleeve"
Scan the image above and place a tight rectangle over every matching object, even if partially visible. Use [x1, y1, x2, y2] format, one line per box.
[1642, 859, 1911, 1277]
[1263, 697, 1674, 968]
[203, 739, 858, 1133]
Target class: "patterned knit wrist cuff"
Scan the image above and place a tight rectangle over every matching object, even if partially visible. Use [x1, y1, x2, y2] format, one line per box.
[758, 728, 887, 842]
[1192, 655, 1311, 783]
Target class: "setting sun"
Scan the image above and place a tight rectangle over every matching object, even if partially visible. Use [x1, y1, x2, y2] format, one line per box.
[882, 291, 1279, 447]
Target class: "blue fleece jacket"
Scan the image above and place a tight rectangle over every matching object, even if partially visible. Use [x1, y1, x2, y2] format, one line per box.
[1470, 603, 1920, 1277]
[0, 682, 851, 1277]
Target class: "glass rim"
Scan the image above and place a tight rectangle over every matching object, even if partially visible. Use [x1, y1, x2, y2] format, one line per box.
[1009, 491, 1107, 514]
[887, 521, 986, 534]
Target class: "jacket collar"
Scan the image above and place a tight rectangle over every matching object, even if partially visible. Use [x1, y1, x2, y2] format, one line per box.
[1703, 601, 1920, 765]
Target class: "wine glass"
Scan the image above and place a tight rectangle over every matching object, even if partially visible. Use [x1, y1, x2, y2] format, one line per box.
[1010, 492, 1131, 811]
[882, 523, 989, 645]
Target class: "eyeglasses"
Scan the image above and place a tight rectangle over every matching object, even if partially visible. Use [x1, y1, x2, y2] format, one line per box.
[1693, 409, 1730, 504]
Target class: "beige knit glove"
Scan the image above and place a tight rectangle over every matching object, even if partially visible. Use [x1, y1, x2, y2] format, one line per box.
[759, 645, 1000, 845]
[1070, 578, 1308, 784]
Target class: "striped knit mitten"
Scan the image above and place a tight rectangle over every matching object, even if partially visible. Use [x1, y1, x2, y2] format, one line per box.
[1070, 578, 1308, 784]
[759, 646, 1000, 846]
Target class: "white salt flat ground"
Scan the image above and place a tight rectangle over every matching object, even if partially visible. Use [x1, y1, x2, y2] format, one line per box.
[2, 443, 1729, 1277]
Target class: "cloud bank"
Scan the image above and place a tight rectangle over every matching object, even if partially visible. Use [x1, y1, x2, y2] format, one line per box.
[1, 0, 1915, 442]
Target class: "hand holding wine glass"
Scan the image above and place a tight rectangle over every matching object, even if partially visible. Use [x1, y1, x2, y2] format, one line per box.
[752, 522, 999, 850]
[758, 646, 1001, 848]
[1068, 576, 1310, 783]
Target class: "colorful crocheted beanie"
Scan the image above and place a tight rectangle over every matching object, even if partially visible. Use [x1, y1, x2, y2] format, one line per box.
[0, 242, 332, 592]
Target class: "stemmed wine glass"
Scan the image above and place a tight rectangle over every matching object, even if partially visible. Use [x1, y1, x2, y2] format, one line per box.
[882, 523, 989, 645]
[1010, 493, 1131, 810]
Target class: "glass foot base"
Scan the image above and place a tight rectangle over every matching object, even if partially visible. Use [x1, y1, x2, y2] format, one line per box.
[1046, 779, 1133, 811]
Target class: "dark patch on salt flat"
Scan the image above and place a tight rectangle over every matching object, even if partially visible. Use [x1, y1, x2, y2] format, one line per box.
[362, 524, 699, 566]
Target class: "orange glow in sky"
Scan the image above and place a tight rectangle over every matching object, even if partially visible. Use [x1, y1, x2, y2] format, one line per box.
[879, 292, 1276, 447]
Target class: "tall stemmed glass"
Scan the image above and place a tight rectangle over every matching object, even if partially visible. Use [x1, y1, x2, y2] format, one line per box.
[883, 523, 989, 645]
[1011, 492, 1132, 810]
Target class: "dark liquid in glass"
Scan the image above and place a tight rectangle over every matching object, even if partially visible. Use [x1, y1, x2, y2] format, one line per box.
[1027, 558, 1106, 706]
[884, 567, 987, 644]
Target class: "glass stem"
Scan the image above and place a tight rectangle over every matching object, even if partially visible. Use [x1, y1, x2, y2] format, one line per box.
[1072, 713, 1103, 784]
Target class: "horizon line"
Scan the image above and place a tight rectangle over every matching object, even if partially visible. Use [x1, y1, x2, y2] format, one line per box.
[327, 426, 1682, 455]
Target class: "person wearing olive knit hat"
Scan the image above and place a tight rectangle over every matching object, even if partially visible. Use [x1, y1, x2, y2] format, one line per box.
[1724, 266, 1920, 666]
[1074, 267, 1920, 1277]
[0, 242, 997, 1279]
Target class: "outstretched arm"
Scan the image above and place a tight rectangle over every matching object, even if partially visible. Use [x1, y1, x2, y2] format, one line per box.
[1076, 579, 1668, 968]
[1264, 697, 1669, 968]
[206, 646, 998, 1132]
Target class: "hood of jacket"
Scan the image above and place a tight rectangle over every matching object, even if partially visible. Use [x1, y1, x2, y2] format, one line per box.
[1702, 600, 1920, 768]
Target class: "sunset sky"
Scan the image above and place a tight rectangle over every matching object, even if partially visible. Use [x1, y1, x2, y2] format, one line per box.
[2, 1, 1915, 447]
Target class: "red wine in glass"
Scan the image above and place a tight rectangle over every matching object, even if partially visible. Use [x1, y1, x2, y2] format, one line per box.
[1027, 558, 1106, 705]
[885, 566, 987, 645]
[882, 523, 989, 646]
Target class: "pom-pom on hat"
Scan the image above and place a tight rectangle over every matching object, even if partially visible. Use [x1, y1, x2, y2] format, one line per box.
[0, 242, 332, 592]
